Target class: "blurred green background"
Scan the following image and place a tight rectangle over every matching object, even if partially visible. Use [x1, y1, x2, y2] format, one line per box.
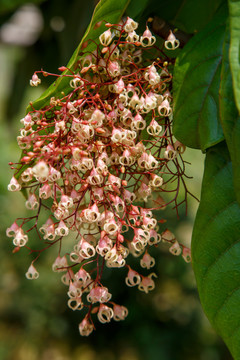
[0, 1, 232, 359]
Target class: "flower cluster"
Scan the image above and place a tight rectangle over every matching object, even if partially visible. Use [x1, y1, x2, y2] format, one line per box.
[7, 17, 190, 336]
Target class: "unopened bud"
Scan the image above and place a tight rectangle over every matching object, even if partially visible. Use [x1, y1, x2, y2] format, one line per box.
[21, 156, 31, 162]
[12, 246, 21, 253]
[101, 230, 107, 239]
[117, 233, 124, 243]
[95, 128, 105, 134]
[58, 66, 67, 71]
[94, 21, 102, 29]
[102, 47, 109, 54]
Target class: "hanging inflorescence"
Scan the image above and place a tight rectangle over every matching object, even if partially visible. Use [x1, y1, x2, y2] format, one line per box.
[7, 17, 192, 336]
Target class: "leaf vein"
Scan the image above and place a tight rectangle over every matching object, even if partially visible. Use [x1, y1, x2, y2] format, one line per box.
[199, 200, 237, 280]
[175, 55, 221, 117]
[213, 281, 240, 326]
[202, 232, 240, 286]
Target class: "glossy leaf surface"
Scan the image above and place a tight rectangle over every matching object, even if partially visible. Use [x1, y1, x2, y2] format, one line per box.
[27, 0, 130, 112]
[173, 8, 226, 151]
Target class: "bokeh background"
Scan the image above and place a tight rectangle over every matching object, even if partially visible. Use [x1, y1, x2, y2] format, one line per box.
[0, 1, 232, 359]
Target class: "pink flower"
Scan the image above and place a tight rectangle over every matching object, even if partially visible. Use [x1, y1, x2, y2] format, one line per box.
[8, 17, 190, 337]
[140, 27, 156, 47]
[79, 317, 94, 336]
[138, 273, 157, 293]
[113, 304, 128, 321]
[140, 252, 155, 269]
[8, 176, 21, 191]
[164, 30, 180, 50]
[26, 264, 39, 280]
[97, 304, 114, 323]
[87, 286, 112, 304]
[30, 73, 41, 86]
[125, 267, 141, 287]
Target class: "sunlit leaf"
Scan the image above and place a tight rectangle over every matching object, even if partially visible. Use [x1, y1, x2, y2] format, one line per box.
[27, 0, 131, 112]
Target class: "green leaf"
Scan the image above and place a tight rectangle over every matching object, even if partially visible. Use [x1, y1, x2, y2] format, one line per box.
[126, 0, 226, 34]
[150, 0, 226, 33]
[219, 24, 240, 204]
[126, 0, 149, 19]
[27, 0, 131, 112]
[173, 7, 227, 151]
[19, 0, 132, 195]
[192, 142, 240, 359]
[228, 0, 240, 115]
[124, 0, 226, 35]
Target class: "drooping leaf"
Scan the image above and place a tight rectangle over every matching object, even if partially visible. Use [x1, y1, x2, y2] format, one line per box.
[192, 142, 240, 359]
[27, 0, 131, 112]
[228, 0, 240, 115]
[173, 7, 227, 151]
[219, 24, 240, 204]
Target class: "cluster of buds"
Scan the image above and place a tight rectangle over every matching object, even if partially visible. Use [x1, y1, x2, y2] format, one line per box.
[7, 17, 190, 336]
